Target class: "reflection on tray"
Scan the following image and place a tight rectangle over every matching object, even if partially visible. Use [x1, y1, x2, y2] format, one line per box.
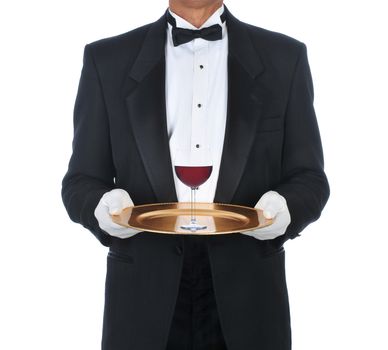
[175, 215, 216, 233]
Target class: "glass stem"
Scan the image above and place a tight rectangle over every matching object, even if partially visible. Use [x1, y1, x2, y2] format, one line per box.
[193, 186, 197, 223]
[190, 187, 194, 223]
[190, 186, 196, 224]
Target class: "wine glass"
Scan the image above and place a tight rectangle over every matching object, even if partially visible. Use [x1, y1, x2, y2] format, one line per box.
[173, 147, 213, 232]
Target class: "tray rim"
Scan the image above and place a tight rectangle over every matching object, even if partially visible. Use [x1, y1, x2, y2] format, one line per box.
[111, 201, 273, 235]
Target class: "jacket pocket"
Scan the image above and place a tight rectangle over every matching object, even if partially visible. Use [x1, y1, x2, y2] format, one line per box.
[107, 250, 134, 264]
[258, 245, 285, 259]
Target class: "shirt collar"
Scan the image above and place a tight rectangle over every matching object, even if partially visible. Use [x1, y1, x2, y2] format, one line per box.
[167, 4, 225, 30]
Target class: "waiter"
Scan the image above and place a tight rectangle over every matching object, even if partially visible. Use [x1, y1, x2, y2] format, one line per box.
[61, 1, 330, 349]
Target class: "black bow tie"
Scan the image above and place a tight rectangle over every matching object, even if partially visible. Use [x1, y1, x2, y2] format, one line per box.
[166, 10, 226, 47]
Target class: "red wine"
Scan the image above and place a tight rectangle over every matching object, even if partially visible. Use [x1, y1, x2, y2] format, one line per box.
[175, 165, 213, 188]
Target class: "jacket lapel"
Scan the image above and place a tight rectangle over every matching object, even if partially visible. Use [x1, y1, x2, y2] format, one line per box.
[213, 6, 266, 203]
[124, 13, 178, 203]
[124, 6, 266, 204]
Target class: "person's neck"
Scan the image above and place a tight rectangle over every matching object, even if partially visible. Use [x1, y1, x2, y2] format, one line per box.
[168, 1, 223, 28]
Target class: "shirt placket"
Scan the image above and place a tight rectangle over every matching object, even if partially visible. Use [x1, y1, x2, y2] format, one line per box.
[190, 39, 209, 155]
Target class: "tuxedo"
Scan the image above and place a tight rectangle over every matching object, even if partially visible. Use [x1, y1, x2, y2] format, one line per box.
[61, 5, 330, 350]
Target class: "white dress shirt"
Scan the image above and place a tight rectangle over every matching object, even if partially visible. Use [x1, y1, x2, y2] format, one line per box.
[165, 4, 228, 203]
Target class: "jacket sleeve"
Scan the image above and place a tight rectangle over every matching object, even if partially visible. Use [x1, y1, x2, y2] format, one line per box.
[273, 42, 330, 246]
[61, 44, 115, 247]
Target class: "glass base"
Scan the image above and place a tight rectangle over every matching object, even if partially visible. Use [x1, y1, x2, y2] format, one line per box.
[180, 222, 207, 232]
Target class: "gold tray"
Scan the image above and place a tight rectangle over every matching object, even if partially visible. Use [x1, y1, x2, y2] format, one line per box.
[110, 202, 273, 235]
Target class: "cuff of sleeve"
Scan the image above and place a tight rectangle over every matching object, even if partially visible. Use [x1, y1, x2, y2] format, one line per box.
[272, 186, 303, 243]
[81, 188, 113, 247]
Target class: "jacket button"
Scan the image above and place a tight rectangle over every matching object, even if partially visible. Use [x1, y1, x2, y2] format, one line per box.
[175, 245, 183, 255]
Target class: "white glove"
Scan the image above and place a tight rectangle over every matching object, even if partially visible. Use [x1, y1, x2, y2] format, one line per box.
[94, 188, 142, 239]
[241, 190, 291, 240]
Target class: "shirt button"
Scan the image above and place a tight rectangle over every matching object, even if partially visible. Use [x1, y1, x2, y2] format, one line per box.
[196, 144, 200, 148]
[199, 64, 204, 69]
[197, 103, 202, 108]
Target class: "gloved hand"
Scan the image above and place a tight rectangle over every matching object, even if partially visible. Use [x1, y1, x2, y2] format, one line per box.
[241, 190, 291, 240]
[94, 188, 142, 239]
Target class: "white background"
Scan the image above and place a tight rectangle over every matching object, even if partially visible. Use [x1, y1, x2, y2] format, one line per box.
[1, 0, 387, 349]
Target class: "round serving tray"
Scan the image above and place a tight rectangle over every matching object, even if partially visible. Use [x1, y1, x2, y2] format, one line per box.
[110, 202, 273, 235]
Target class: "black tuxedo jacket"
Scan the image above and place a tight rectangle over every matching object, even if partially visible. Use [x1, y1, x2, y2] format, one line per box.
[61, 5, 329, 350]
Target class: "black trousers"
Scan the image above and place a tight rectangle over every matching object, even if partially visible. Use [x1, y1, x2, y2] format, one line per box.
[165, 235, 228, 350]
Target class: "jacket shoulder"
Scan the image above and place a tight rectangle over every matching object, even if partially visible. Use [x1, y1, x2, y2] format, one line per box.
[246, 21, 305, 47]
[89, 23, 151, 47]
[243, 21, 306, 59]
[84, 22, 152, 62]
